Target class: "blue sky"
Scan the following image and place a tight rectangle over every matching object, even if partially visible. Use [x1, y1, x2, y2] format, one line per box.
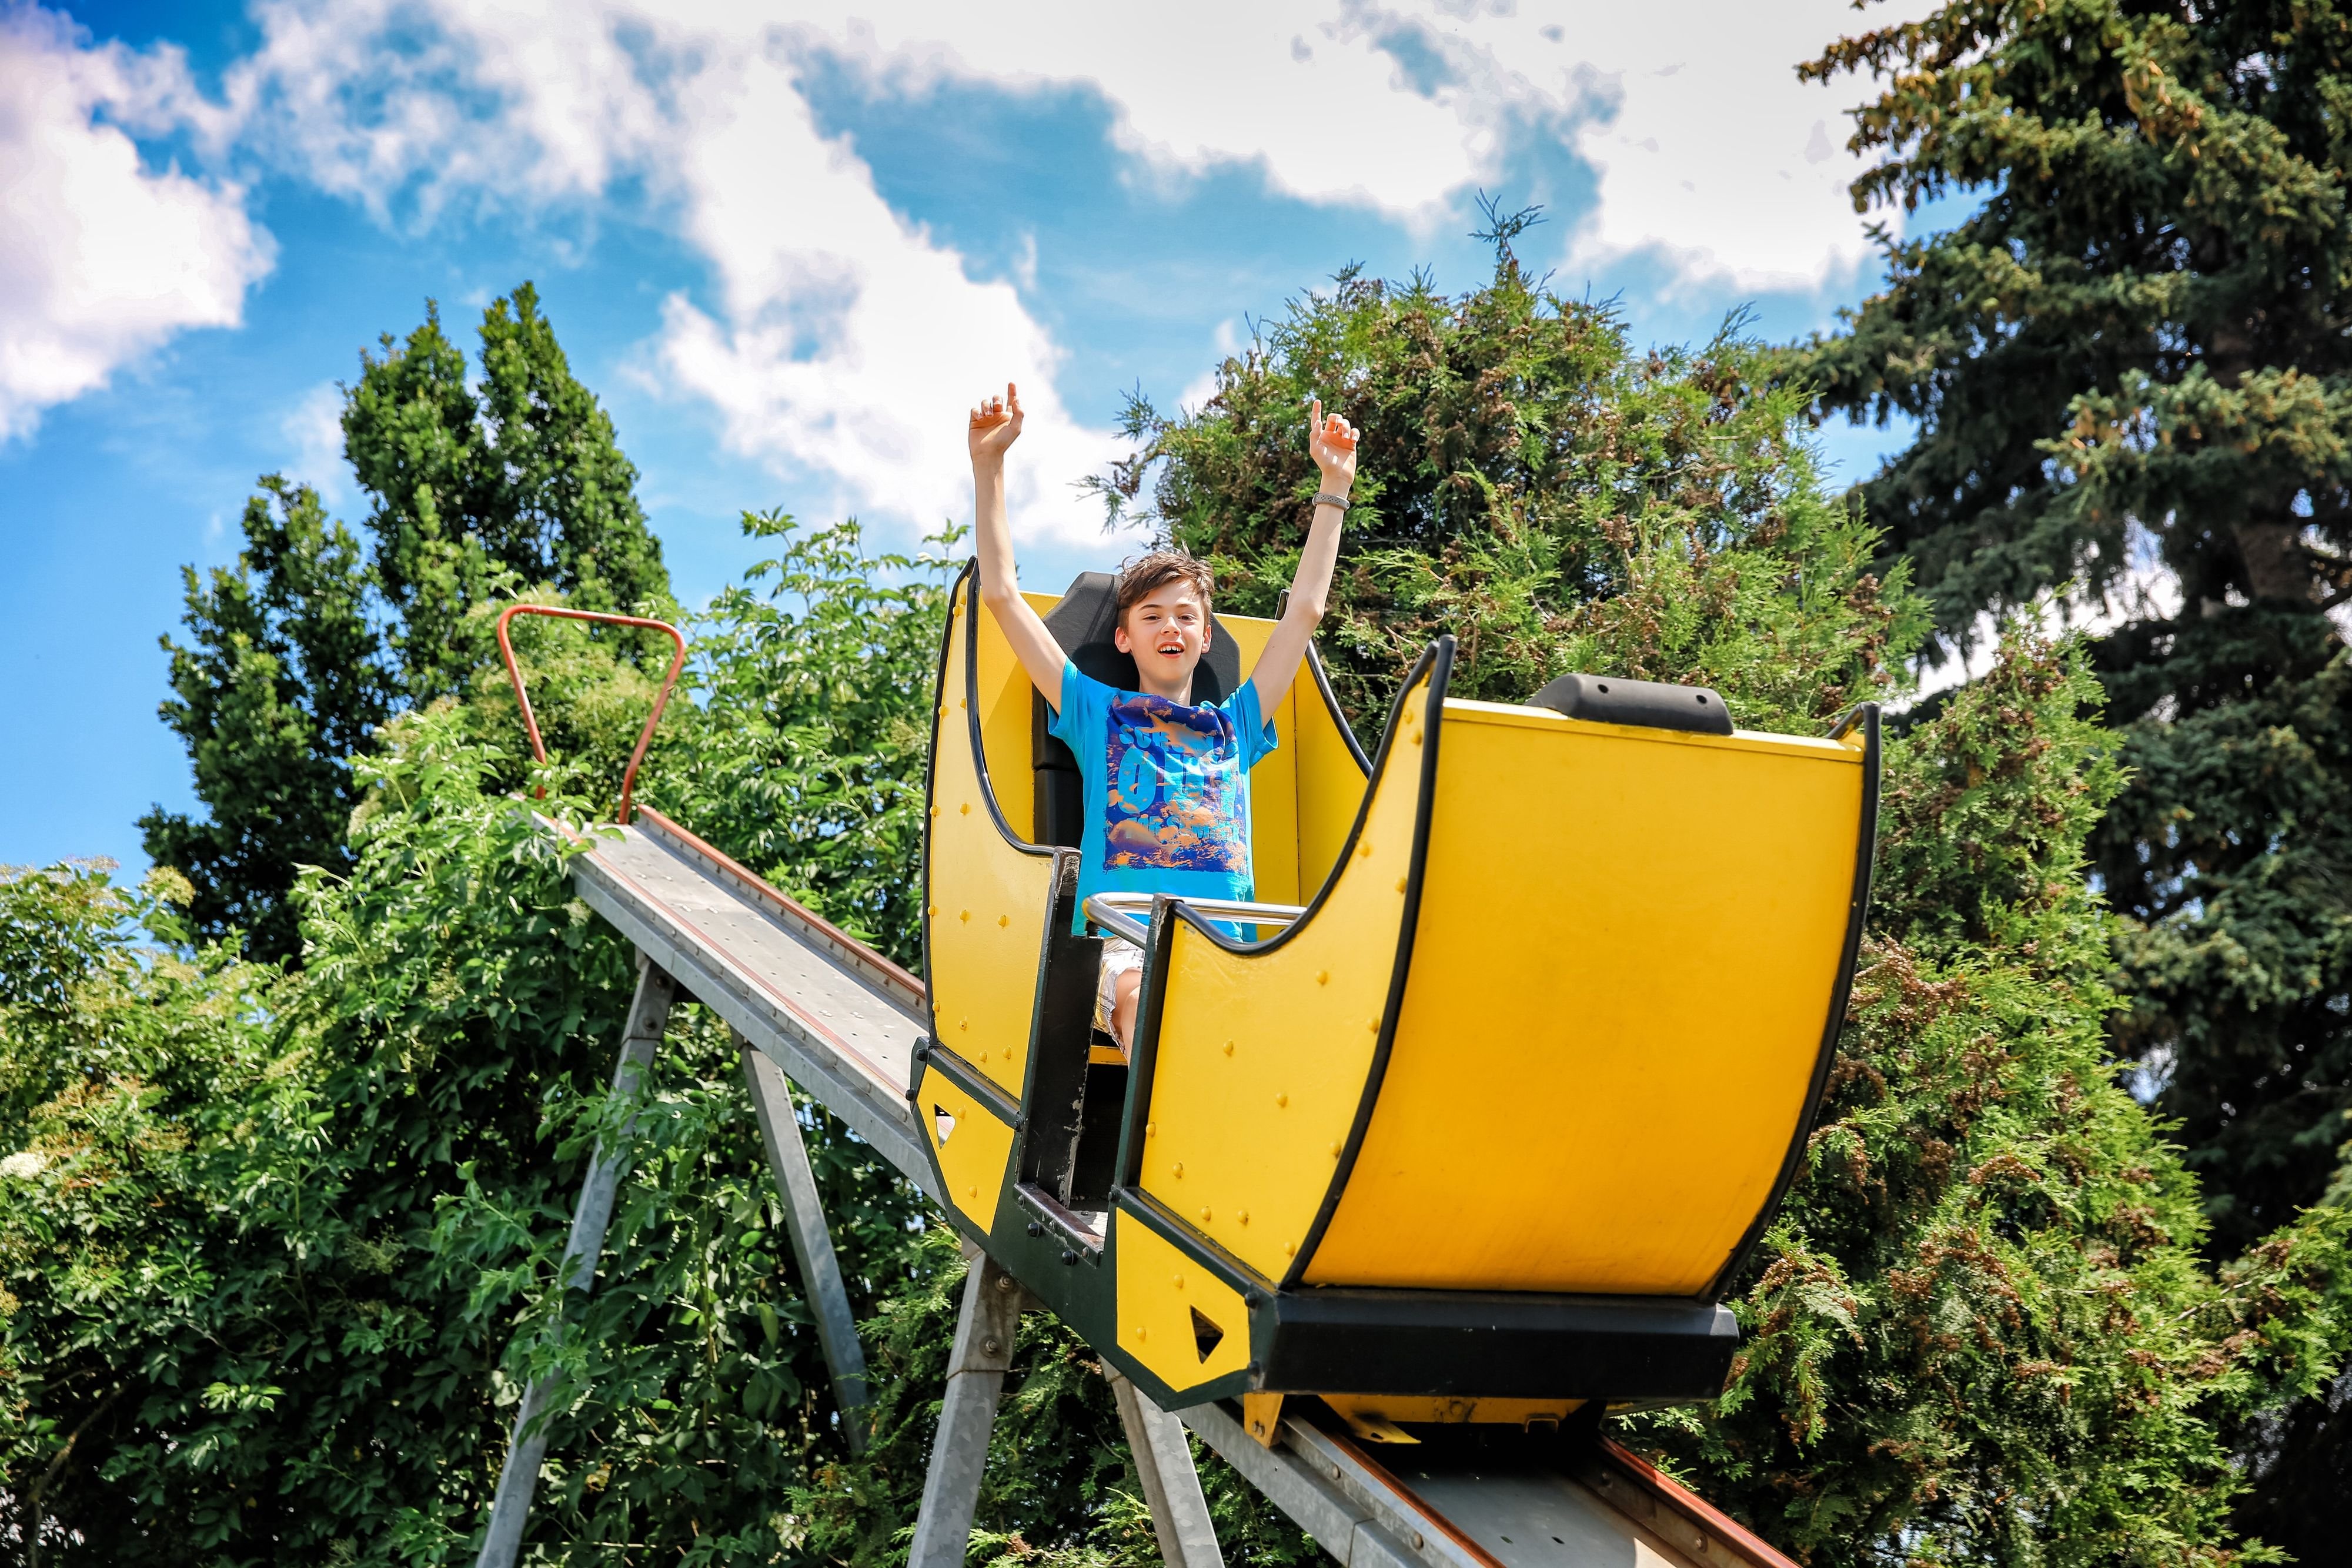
[1, 0, 1943, 875]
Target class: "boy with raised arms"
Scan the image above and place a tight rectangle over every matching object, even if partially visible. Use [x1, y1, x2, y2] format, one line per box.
[967, 381, 1358, 1054]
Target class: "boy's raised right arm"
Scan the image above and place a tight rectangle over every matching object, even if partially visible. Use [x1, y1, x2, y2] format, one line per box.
[969, 382, 1067, 709]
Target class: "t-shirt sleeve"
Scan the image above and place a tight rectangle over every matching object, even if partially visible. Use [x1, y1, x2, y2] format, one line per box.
[1225, 677, 1279, 771]
[1047, 660, 1103, 747]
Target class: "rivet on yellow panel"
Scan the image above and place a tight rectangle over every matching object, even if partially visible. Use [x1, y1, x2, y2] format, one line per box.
[920, 1064, 1014, 1235]
[1115, 1213, 1252, 1395]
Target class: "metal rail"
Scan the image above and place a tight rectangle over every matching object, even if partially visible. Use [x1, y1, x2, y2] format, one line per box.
[494, 603, 689, 824]
[1083, 891, 1310, 947]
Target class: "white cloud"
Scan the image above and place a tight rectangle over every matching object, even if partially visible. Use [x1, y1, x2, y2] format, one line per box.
[647, 42, 1116, 544]
[1535, 1, 1940, 291]
[35, 1, 1927, 530]
[279, 380, 351, 510]
[0, 6, 273, 442]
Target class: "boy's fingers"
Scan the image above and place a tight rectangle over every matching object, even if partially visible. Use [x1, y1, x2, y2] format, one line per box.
[1311, 397, 1323, 433]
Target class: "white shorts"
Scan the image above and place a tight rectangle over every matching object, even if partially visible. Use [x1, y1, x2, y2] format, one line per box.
[1095, 937, 1144, 1035]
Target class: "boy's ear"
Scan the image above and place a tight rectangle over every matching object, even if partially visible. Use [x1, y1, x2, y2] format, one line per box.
[1112, 620, 1132, 653]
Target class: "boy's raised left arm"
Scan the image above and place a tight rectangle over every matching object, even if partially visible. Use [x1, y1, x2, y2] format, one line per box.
[1247, 399, 1357, 716]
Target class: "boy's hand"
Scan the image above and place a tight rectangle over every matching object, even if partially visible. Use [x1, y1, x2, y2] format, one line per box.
[1308, 397, 1358, 494]
[970, 382, 1023, 467]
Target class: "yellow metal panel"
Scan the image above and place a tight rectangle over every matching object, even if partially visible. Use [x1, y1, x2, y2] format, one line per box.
[1138, 671, 1436, 1282]
[919, 1061, 1017, 1233]
[1211, 616, 1303, 907]
[1305, 703, 1866, 1295]
[926, 580, 1054, 1096]
[1293, 660, 1368, 903]
[968, 591, 1058, 845]
[1113, 1211, 1255, 1395]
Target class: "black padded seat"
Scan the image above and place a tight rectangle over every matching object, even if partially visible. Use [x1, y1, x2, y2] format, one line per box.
[1030, 571, 1246, 848]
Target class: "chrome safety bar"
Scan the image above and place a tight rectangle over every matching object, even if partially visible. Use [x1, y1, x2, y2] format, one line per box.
[1081, 892, 1309, 948]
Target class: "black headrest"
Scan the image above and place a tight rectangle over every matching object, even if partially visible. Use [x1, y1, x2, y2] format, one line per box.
[1040, 571, 1244, 706]
[1526, 672, 1733, 735]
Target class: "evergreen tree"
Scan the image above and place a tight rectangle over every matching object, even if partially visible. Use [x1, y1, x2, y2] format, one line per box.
[345, 284, 671, 700]
[1785, 6, 2352, 1546]
[139, 479, 392, 963]
[143, 287, 673, 961]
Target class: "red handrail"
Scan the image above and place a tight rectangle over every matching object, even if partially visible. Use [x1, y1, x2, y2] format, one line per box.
[494, 603, 689, 823]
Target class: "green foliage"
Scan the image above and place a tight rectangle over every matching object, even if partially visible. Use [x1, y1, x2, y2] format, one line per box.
[1660, 633, 2352, 1562]
[139, 478, 393, 962]
[347, 284, 673, 700]
[1788, 5, 2352, 1543]
[652, 511, 960, 961]
[1106, 248, 1923, 739]
[145, 286, 673, 965]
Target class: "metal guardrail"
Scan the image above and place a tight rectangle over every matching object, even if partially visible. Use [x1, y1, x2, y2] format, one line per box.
[494, 603, 688, 824]
[1082, 891, 1310, 947]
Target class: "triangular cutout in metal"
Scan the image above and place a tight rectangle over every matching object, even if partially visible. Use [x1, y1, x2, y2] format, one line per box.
[1190, 1306, 1224, 1363]
[933, 1105, 957, 1144]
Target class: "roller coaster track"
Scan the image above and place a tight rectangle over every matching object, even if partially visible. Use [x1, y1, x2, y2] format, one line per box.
[475, 807, 1795, 1568]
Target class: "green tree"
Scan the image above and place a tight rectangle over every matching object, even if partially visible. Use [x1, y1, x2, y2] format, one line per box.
[346, 284, 672, 700]
[1104, 236, 1919, 737]
[1787, 3, 2352, 1544]
[138, 479, 392, 962]
[143, 286, 674, 963]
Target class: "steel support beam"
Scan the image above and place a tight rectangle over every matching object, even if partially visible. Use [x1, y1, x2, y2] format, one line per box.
[1110, 1372, 1227, 1568]
[738, 1031, 873, 1454]
[906, 1249, 1032, 1568]
[476, 957, 676, 1568]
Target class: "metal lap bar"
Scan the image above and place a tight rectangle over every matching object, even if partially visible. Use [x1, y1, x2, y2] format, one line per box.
[1083, 892, 1310, 947]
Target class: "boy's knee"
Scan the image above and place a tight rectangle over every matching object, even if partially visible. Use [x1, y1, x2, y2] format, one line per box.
[1112, 969, 1142, 1052]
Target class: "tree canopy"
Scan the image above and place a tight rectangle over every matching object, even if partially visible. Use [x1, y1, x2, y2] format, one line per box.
[1788, 1, 2352, 1542]
[140, 285, 672, 963]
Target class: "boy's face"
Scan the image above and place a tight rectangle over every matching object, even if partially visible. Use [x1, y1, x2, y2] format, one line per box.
[1114, 580, 1212, 688]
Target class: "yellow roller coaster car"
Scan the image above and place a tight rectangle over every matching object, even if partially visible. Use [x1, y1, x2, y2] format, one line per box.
[911, 563, 1879, 1425]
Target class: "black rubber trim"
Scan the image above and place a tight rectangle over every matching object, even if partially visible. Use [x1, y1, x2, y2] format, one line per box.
[921, 1039, 1023, 1128]
[1302, 634, 1374, 774]
[922, 560, 1062, 1112]
[1284, 637, 1454, 1288]
[1700, 701, 1882, 1301]
[1251, 1285, 1739, 1403]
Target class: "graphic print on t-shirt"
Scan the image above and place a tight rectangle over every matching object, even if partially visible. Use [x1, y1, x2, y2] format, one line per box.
[1101, 691, 1248, 874]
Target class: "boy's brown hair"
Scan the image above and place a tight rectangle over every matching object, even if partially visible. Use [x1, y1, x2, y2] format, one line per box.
[1114, 551, 1215, 627]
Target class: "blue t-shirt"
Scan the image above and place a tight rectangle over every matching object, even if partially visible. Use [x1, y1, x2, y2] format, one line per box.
[1047, 661, 1279, 936]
